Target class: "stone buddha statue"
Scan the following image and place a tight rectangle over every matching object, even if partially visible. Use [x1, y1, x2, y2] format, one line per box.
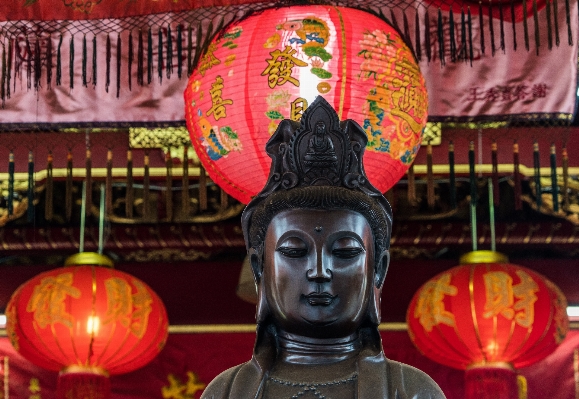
[201, 97, 445, 399]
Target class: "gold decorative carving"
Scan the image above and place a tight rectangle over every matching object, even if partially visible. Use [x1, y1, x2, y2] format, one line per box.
[129, 127, 195, 150]
[421, 122, 442, 145]
[124, 249, 213, 262]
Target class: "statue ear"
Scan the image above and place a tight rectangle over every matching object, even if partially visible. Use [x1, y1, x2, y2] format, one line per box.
[374, 250, 390, 289]
[248, 246, 263, 283]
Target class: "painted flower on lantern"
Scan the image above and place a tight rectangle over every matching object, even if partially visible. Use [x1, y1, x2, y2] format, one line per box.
[184, 6, 428, 204]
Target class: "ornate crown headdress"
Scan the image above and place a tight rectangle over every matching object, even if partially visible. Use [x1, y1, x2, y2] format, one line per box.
[241, 96, 392, 263]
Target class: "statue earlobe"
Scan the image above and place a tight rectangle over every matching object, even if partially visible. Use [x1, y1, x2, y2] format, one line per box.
[375, 250, 390, 289]
[248, 246, 264, 283]
[255, 278, 270, 324]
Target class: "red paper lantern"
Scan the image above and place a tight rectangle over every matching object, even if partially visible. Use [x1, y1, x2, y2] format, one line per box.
[407, 251, 569, 399]
[6, 253, 169, 399]
[184, 5, 428, 204]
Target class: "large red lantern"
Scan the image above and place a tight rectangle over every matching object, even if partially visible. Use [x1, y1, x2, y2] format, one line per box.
[407, 251, 569, 399]
[6, 253, 169, 399]
[184, 5, 428, 204]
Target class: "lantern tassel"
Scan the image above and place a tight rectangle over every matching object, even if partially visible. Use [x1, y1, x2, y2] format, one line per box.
[491, 141, 500, 206]
[511, 0, 518, 50]
[499, 3, 506, 53]
[407, 164, 416, 205]
[69, 35, 74, 90]
[182, 146, 190, 218]
[105, 34, 111, 93]
[158, 27, 163, 84]
[7, 38, 13, 97]
[147, 27, 153, 84]
[137, 29, 144, 86]
[27, 151, 34, 223]
[488, 2, 496, 56]
[126, 150, 133, 219]
[165, 151, 173, 221]
[562, 146, 569, 209]
[533, 142, 542, 209]
[188, 24, 194, 75]
[533, 0, 541, 55]
[403, 12, 412, 49]
[565, 0, 572, 45]
[460, 9, 467, 62]
[116, 34, 121, 98]
[34, 38, 41, 91]
[550, 143, 559, 212]
[479, 2, 486, 54]
[8, 151, 14, 216]
[128, 31, 133, 90]
[92, 35, 97, 88]
[449, 142, 457, 209]
[437, 9, 445, 65]
[415, 12, 422, 61]
[513, 142, 522, 210]
[167, 25, 173, 79]
[554, 0, 560, 46]
[469, 141, 477, 247]
[449, 9, 456, 62]
[468, 7, 474, 65]
[425, 11, 432, 62]
[143, 152, 150, 219]
[523, 0, 530, 50]
[26, 36, 32, 90]
[57, 369, 111, 399]
[82, 35, 87, 87]
[192, 22, 203, 73]
[1, 44, 5, 107]
[66, 151, 73, 221]
[546, 0, 553, 50]
[390, 9, 401, 33]
[177, 24, 183, 79]
[106, 149, 113, 216]
[45, 152, 54, 221]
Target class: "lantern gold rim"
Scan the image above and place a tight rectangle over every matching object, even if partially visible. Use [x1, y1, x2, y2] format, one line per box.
[466, 361, 515, 371]
[60, 365, 110, 377]
[64, 252, 114, 268]
[459, 250, 509, 265]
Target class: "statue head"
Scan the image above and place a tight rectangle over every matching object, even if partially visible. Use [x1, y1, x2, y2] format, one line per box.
[242, 96, 392, 340]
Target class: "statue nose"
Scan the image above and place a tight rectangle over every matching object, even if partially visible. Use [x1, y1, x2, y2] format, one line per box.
[306, 256, 332, 283]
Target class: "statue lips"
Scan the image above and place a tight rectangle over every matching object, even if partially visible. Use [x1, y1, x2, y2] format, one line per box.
[303, 292, 337, 306]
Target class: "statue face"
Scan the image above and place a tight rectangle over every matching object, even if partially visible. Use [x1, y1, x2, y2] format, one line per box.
[263, 209, 374, 339]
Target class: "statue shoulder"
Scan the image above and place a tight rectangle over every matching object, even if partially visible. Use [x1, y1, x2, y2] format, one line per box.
[200, 364, 245, 399]
[386, 359, 447, 399]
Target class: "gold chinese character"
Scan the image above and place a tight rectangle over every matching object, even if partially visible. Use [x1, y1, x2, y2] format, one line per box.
[206, 76, 233, 121]
[104, 278, 152, 338]
[197, 42, 221, 77]
[27, 273, 81, 329]
[162, 372, 206, 399]
[262, 46, 307, 88]
[390, 61, 427, 134]
[483, 270, 539, 328]
[414, 273, 458, 332]
[483, 271, 515, 320]
[29, 377, 41, 395]
[512, 270, 538, 328]
[130, 280, 153, 339]
[290, 97, 308, 121]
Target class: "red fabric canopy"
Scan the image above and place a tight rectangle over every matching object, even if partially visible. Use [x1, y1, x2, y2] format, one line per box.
[0, 0, 264, 21]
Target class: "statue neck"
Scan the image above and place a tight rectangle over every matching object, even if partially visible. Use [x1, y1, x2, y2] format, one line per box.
[277, 331, 361, 365]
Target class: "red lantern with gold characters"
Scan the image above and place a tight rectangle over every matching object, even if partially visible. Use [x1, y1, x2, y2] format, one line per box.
[6, 253, 169, 399]
[184, 5, 428, 204]
[407, 251, 569, 399]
